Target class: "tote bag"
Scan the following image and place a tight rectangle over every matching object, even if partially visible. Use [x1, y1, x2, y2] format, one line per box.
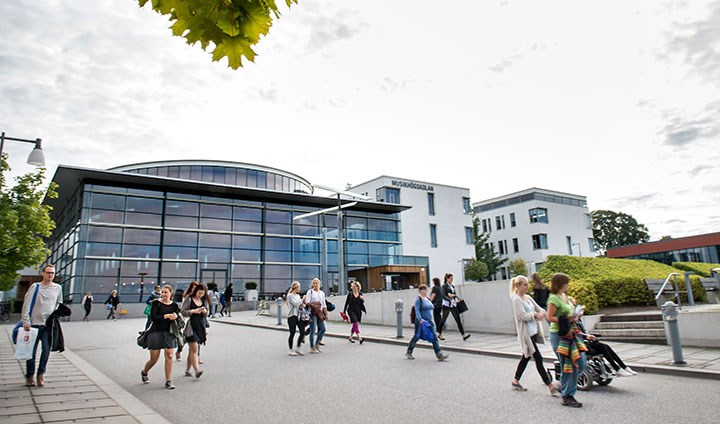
[12, 284, 39, 344]
[15, 327, 39, 360]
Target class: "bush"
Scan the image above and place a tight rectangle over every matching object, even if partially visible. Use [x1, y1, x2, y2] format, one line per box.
[567, 279, 599, 315]
[245, 281, 257, 290]
[672, 262, 720, 278]
[537, 255, 707, 310]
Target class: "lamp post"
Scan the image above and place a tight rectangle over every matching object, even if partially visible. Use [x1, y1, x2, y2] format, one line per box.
[138, 272, 148, 303]
[0, 132, 46, 166]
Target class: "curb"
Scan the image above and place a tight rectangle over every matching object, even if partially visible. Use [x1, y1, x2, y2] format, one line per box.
[213, 319, 720, 381]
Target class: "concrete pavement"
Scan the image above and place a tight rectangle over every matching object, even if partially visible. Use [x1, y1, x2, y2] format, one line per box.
[0, 326, 170, 424]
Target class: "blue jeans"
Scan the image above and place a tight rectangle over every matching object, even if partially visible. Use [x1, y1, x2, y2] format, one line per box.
[309, 315, 326, 347]
[407, 321, 442, 356]
[550, 331, 587, 397]
[26, 325, 50, 377]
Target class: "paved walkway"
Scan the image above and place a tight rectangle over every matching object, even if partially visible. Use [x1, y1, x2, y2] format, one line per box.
[212, 310, 720, 379]
[0, 327, 169, 424]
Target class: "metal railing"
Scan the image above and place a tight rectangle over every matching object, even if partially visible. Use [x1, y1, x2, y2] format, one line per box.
[656, 272, 681, 309]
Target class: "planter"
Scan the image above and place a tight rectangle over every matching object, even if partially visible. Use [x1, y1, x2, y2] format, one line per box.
[245, 289, 258, 302]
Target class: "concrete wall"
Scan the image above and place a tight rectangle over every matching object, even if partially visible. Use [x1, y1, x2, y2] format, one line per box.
[320, 280, 518, 334]
[674, 305, 720, 348]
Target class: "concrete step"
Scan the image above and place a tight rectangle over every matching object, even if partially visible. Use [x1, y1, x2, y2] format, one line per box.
[591, 328, 666, 338]
[601, 313, 662, 323]
[599, 336, 668, 345]
[594, 321, 665, 330]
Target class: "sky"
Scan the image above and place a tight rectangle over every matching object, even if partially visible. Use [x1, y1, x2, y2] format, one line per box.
[1, 0, 719, 240]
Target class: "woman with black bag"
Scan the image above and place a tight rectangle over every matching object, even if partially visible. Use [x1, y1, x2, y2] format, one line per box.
[104, 290, 120, 321]
[181, 283, 208, 379]
[343, 281, 366, 344]
[141, 285, 180, 390]
[437, 273, 470, 341]
[429, 278, 443, 334]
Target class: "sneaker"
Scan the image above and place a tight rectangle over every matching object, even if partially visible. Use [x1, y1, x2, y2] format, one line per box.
[184, 371, 193, 377]
[318, 341, 325, 346]
[436, 352, 449, 361]
[437, 334, 445, 340]
[289, 350, 299, 356]
[195, 370, 203, 379]
[511, 382, 527, 391]
[405, 352, 415, 360]
[616, 368, 633, 377]
[199, 359, 204, 365]
[462, 333, 471, 341]
[562, 396, 582, 408]
[309, 346, 319, 354]
[624, 367, 638, 376]
[294, 349, 304, 356]
[165, 381, 175, 390]
[549, 382, 560, 397]
[141, 371, 149, 384]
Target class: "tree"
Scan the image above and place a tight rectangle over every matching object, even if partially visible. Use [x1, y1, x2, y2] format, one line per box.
[0, 154, 57, 291]
[471, 217, 507, 280]
[591, 210, 650, 253]
[138, 0, 298, 69]
[659, 235, 673, 241]
[464, 259, 489, 281]
[508, 258, 528, 277]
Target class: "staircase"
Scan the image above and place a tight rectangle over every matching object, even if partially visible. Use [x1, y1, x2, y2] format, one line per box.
[592, 312, 666, 345]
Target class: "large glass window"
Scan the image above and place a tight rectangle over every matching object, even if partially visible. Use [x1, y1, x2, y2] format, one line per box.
[529, 208, 549, 224]
[293, 213, 319, 236]
[232, 235, 262, 262]
[86, 242, 121, 257]
[346, 216, 368, 239]
[465, 227, 474, 244]
[166, 200, 199, 216]
[265, 237, 292, 262]
[376, 187, 400, 204]
[87, 226, 122, 243]
[293, 239, 320, 263]
[126, 197, 162, 214]
[264, 264, 291, 293]
[161, 262, 197, 279]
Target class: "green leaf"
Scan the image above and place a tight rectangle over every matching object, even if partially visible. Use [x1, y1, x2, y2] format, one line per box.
[212, 35, 255, 69]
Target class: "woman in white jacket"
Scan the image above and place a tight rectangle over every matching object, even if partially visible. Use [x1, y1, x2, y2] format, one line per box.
[510, 276, 558, 395]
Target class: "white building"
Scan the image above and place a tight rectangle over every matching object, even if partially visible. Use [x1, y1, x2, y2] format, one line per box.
[472, 188, 595, 278]
[350, 176, 476, 284]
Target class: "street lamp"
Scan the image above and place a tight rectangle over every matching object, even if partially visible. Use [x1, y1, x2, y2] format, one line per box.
[0, 132, 46, 166]
[138, 272, 148, 302]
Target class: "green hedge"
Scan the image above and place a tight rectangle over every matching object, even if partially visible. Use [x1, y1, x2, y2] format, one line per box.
[672, 262, 720, 278]
[536, 256, 707, 314]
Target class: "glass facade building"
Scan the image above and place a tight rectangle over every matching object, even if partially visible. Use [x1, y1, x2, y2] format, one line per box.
[45, 161, 426, 303]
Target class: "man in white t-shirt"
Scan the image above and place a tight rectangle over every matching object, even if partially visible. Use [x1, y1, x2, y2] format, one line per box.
[22, 264, 62, 387]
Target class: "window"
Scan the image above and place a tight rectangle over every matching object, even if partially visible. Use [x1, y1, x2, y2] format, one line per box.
[462, 197, 471, 214]
[567, 236, 573, 255]
[481, 218, 489, 233]
[512, 238, 519, 253]
[376, 187, 400, 204]
[510, 212, 516, 227]
[430, 224, 438, 248]
[585, 213, 592, 229]
[428, 193, 435, 216]
[529, 208, 548, 224]
[498, 240, 508, 255]
[532, 234, 548, 250]
[500, 267, 508, 280]
[495, 215, 506, 230]
[465, 227, 474, 244]
[588, 238, 595, 253]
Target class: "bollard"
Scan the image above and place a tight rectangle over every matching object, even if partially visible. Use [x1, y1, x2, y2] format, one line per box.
[683, 272, 695, 306]
[662, 301, 686, 365]
[395, 299, 404, 338]
[276, 298, 283, 326]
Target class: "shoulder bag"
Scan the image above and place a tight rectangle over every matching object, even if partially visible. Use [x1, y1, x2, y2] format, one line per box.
[456, 299, 469, 314]
[12, 284, 39, 344]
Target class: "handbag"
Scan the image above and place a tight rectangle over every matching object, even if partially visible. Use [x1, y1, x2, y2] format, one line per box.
[143, 303, 152, 316]
[325, 300, 335, 312]
[106, 303, 113, 311]
[13, 284, 39, 344]
[15, 327, 39, 360]
[298, 306, 311, 322]
[456, 299, 469, 314]
[137, 326, 151, 349]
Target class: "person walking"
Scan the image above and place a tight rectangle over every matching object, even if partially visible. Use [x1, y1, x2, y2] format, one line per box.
[531, 273, 549, 310]
[286, 281, 306, 356]
[81, 291, 93, 321]
[181, 283, 208, 379]
[141, 285, 181, 389]
[405, 284, 449, 361]
[509, 276, 558, 395]
[437, 273, 470, 341]
[305, 278, 327, 353]
[429, 277, 443, 335]
[176, 281, 198, 362]
[223, 283, 233, 317]
[104, 290, 120, 321]
[22, 264, 63, 387]
[547, 273, 588, 408]
[343, 281, 366, 344]
[208, 287, 220, 318]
